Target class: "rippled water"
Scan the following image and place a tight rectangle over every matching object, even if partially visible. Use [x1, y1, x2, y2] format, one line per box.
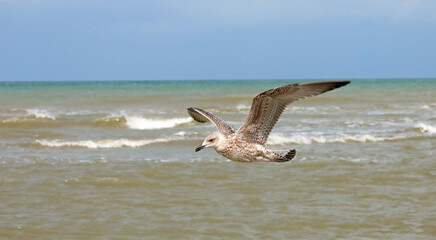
[0, 79, 435, 239]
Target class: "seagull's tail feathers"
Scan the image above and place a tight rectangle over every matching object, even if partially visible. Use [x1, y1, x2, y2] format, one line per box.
[274, 149, 296, 162]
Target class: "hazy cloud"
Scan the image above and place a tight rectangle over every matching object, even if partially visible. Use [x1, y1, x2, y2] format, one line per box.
[161, 0, 436, 26]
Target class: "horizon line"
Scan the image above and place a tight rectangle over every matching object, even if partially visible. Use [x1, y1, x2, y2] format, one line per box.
[1, 77, 435, 83]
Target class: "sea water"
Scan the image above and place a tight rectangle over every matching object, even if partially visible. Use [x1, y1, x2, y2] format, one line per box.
[0, 79, 435, 239]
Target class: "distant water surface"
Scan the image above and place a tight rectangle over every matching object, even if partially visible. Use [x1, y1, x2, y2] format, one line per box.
[0, 79, 435, 239]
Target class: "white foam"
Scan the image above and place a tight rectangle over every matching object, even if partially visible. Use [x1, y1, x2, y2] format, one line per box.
[415, 123, 436, 133]
[2, 117, 20, 123]
[290, 106, 318, 112]
[125, 116, 192, 130]
[236, 104, 251, 111]
[267, 134, 405, 145]
[36, 138, 171, 149]
[174, 131, 200, 137]
[289, 106, 341, 113]
[419, 103, 436, 109]
[26, 109, 56, 120]
[63, 110, 94, 116]
[338, 156, 377, 163]
[175, 131, 187, 136]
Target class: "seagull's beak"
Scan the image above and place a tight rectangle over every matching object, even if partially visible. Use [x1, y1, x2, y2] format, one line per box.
[195, 145, 206, 152]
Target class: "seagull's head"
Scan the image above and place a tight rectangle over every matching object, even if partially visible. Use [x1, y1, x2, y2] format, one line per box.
[195, 132, 221, 152]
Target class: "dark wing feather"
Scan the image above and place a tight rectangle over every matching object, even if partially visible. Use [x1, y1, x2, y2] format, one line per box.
[236, 81, 350, 145]
[187, 107, 236, 136]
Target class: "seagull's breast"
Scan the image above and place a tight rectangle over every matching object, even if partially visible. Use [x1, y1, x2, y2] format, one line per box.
[215, 135, 267, 162]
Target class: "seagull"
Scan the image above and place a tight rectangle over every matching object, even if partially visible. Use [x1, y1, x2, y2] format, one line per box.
[187, 80, 350, 162]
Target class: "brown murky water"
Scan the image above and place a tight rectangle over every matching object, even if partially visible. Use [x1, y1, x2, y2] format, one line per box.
[1, 160, 435, 239]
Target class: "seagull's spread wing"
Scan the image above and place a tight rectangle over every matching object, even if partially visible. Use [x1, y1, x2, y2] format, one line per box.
[236, 81, 350, 145]
[187, 107, 236, 136]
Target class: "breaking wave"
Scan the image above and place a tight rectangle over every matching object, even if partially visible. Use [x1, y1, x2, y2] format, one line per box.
[415, 123, 436, 133]
[267, 134, 407, 145]
[267, 122, 435, 145]
[419, 103, 436, 109]
[96, 111, 192, 130]
[124, 116, 192, 130]
[2, 109, 193, 130]
[2, 109, 58, 124]
[26, 109, 56, 120]
[36, 138, 172, 149]
[236, 104, 251, 111]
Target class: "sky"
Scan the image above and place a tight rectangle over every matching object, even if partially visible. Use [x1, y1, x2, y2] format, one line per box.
[1, 0, 436, 81]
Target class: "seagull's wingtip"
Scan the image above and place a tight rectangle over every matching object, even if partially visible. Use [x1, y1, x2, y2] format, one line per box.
[337, 81, 351, 87]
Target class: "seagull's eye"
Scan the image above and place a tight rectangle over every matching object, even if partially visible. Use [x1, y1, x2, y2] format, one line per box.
[208, 139, 214, 142]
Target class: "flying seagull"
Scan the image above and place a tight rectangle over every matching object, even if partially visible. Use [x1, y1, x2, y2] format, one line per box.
[187, 80, 350, 162]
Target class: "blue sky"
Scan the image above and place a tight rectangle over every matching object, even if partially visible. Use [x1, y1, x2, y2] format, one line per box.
[1, 0, 436, 81]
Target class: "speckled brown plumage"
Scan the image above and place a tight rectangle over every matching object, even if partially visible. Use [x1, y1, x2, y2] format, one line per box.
[188, 80, 350, 162]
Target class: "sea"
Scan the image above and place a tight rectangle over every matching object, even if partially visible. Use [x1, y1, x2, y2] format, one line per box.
[0, 79, 435, 239]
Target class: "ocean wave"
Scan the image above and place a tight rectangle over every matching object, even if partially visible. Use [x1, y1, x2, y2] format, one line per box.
[366, 110, 413, 116]
[174, 131, 200, 137]
[233, 105, 342, 113]
[2, 109, 93, 123]
[236, 104, 251, 111]
[208, 105, 343, 114]
[1, 117, 22, 124]
[26, 109, 56, 120]
[267, 134, 407, 145]
[419, 103, 436, 110]
[415, 123, 436, 133]
[2, 109, 193, 130]
[2, 109, 57, 125]
[96, 111, 193, 130]
[290, 106, 318, 112]
[62, 110, 96, 116]
[124, 116, 192, 130]
[36, 138, 172, 149]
